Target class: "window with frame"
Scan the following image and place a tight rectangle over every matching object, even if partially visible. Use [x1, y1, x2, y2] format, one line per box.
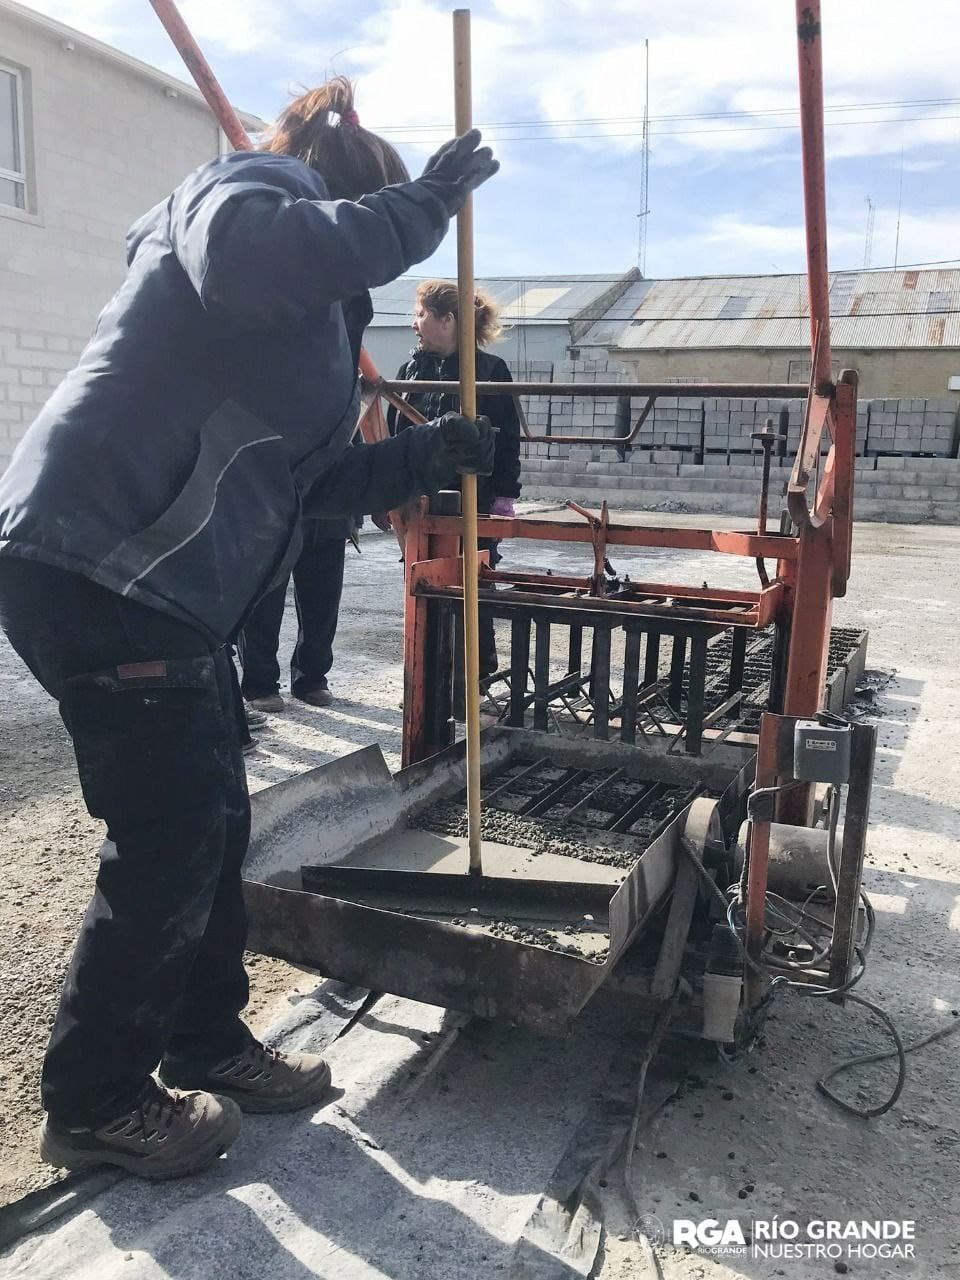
[0, 65, 27, 211]
[787, 357, 841, 383]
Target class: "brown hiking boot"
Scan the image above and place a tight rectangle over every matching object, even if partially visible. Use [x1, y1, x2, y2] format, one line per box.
[162, 1042, 332, 1114]
[246, 694, 285, 713]
[39, 1079, 241, 1180]
[294, 686, 334, 708]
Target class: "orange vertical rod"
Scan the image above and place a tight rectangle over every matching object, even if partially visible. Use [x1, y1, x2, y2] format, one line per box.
[796, 1, 832, 387]
[401, 501, 429, 767]
[147, 0, 251, 152]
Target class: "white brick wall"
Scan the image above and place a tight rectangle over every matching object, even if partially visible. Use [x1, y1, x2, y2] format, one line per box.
[0, 7, 229, 464]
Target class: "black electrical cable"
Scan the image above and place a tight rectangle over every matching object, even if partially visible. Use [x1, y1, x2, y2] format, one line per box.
[678, 786, 949, 1119]
[816, 1014, 960, 1119]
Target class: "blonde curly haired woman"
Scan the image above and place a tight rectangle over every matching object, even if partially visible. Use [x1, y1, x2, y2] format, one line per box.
[387, 280, 522, 678]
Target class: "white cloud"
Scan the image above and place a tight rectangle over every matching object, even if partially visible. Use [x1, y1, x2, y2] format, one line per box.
[13, 0, 123, 40]
[175, 0, 294, 56]
[13, 0, 960, 278]
[647, 204, 960, 278]
[869, 209, 960, 271]
[902, 159, 946, 174]
[20, 0, 960, 162]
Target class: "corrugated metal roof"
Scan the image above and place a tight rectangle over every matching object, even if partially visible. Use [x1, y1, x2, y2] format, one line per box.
[575, 278, 656, 346]
[608, 269, 960, 350]
[369, 274, 632, 328]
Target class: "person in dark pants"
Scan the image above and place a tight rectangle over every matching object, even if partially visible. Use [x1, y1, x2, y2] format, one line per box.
[228, 646, 262, 751]
[0, 77, 497, 1180]
[239, 516, 352, 710]
[386, 280, 522, 679]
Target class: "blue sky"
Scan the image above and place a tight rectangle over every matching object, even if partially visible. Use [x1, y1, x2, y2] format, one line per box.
[20, 0, 960, 279]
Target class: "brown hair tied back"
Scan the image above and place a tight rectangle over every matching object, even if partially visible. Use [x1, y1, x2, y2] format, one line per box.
[262, 75, 409, 200]
[416, 280, 503, 348]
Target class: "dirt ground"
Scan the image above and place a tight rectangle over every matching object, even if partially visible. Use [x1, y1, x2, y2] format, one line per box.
[1, 510, 959, 1278]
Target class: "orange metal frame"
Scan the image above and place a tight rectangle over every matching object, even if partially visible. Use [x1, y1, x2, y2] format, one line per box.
[395, 6, 854, 921]
[153, 0, 853, 982]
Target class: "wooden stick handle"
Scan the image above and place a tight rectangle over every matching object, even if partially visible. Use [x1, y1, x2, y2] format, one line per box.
[453, 9, 483, 877]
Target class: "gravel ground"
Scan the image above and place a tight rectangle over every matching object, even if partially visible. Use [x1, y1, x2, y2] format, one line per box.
[1, 510, 959, 1278]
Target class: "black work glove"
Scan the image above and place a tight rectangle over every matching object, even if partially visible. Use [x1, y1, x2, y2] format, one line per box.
[438, 412, 496, 476]
[419, 129, 499, 215]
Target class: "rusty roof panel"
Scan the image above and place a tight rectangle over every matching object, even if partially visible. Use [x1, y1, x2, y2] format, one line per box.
[609, 268, 960, 350]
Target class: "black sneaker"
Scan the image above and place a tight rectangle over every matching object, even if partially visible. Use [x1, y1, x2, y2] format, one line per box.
[162, 1041, 332, 1114]
[39, 1079, 241, 1180]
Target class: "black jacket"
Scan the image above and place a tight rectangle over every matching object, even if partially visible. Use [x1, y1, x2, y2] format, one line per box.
[0, 151, 459, 643]
[387, 348, 522, 511]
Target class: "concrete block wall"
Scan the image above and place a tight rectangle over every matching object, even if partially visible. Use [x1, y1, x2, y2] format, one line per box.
[511, 359, 960, 523]
[863, 398, 958, 456]
[518, 452, 960, 525]
[513, 358, 959, 466]
[506, 360, 553, 457]
[664, 395, 957, 460]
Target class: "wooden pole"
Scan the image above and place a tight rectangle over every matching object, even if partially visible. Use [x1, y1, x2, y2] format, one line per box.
[453, 9, 483, 876]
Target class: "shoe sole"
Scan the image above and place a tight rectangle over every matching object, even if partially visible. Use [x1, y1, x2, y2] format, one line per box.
[38, 1097, 242, 1181]
[211, 1062, 333, 1115]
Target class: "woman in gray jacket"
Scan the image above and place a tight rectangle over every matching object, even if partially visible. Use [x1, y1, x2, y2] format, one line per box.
[0, 76, 497, 1180]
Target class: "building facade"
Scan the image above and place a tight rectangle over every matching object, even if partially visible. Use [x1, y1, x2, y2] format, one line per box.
[0, 0, 261, 465]
[591, 270, 960, 400]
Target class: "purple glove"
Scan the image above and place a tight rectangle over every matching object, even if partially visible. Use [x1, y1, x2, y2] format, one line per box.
[491, 497, 516, 518]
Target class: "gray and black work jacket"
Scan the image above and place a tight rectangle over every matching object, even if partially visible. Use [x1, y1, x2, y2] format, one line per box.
[0, 151, 457, 643]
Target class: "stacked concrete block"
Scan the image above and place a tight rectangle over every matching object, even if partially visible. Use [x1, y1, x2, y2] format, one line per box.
[894, 399, 924, 453]
[865, 400, 895, 454]
[863, 398, 959, 457]
[512, 367, 958, 472]
[508, 359, 553, 461]
[703, 397, 731, 454]
[675, 396, 704, 453]
[920, 398, 958, 456]
[546, 359, 629, 450]
[702, 397, 805, 457]
[856, 401, 869, 456]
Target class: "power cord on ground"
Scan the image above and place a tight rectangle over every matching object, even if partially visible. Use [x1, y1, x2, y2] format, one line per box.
[816, 1012, 959, 1118]
[676, 816, 959, 1119]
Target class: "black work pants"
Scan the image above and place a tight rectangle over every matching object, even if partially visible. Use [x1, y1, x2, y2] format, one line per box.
[478, 536, 501, 678]
[0, 559, 251, 1126]
[239, 529, 346, 699]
